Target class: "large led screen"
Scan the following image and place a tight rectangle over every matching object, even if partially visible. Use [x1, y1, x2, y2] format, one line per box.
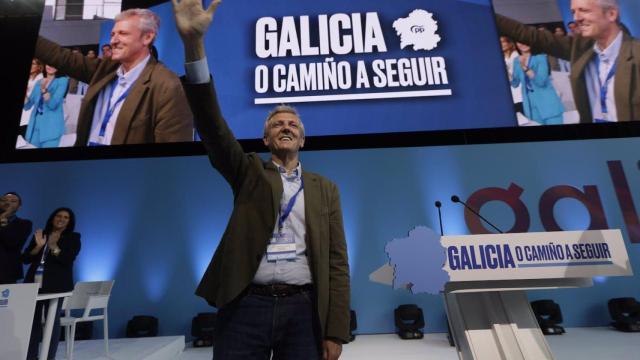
[3, 0, 639, 160]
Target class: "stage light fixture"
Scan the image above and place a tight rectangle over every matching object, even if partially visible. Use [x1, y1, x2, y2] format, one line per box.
[192, 312, 217, 347]
[394, 304, 425, 340]
[126, 315, 159, 338]
[608, 297, 640, 332]
[531, 300, 565, 335]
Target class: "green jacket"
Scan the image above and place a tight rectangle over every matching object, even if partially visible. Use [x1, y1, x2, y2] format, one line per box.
[182, 80, 351, 343]
[496, 14, 640, 122]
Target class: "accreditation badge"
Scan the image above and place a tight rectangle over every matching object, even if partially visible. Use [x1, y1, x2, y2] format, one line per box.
[266, 232, 296, 261]
[34, 265, 44, 289]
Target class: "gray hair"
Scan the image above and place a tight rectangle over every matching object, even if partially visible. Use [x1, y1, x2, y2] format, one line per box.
[595, 0, 619, 9]
[595, 0, 620, 23]
[115, 8, 160, 36]
[263, 105, 305, 138]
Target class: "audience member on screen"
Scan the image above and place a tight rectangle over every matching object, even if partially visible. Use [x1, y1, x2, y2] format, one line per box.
[87, 49, 97, 59]
[511, 42, 565, 125]
[495, 0, 640, 123]
[0, 192, 33, 284]
[172, 1, 351, 359]
[34, 8, 193, 146]
[23, 64, 69, 148]
[19, 59, 44, 139]
[101, 44, 112, 58]
[22, 207, 81, 360]
[500, 36, 524, 114]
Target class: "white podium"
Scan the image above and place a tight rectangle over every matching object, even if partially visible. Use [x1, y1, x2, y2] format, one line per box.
[441, 230, 633, 360]
[0, 283, 38, 360]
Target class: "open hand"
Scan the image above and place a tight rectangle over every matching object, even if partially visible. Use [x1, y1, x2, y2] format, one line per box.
[323, 339, 342, 360]
[34, 229, 46, 247]
[172, 0, 221, 44]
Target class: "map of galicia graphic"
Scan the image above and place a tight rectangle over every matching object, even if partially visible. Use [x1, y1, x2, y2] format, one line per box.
[385, 226, 449, 294]
[393, 9, 442, 51]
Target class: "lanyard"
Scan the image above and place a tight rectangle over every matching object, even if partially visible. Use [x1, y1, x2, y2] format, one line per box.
[99, 78, 133, 138]
[594, 56, 617, 117]
[278, 177, 304, 232]
[39, 243, 49, 266]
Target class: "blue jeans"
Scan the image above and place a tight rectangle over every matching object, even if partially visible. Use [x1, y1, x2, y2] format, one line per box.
[213, 291, 321, 360]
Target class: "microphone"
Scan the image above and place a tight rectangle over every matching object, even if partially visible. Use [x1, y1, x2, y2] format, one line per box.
[450, 195, 504, 233]
[434, 201, 444, 236]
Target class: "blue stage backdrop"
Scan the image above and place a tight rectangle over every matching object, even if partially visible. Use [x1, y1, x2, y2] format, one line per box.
[99, 0, 517, 140]
[1, 137, 639, 338]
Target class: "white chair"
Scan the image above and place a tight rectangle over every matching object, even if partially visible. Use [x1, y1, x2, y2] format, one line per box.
[60, 280, 114, 360]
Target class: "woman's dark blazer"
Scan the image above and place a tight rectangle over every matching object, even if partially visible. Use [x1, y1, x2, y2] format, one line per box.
[22, 232, 81, 293]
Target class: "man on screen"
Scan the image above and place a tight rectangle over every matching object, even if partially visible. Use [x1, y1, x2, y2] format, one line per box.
[496, 0, 640, 123]
[172, 1, 351, 359]
[34, 8, 193, 146]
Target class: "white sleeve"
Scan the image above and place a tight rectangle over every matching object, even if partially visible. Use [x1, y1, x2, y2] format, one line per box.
[184, 57, 211, 84]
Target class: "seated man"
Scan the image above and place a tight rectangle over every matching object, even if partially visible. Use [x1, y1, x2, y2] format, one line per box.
[34, 8, 193, 146]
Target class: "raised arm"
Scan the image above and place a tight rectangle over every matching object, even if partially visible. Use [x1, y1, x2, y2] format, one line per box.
[34, 37, 101, 84]
[172, 0, 220, 62]
[172, 0, 251, 193]
[495, 14, 574, 61]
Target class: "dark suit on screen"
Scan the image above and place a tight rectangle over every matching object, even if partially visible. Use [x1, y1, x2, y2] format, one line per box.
[182, 79, 351, 344]
[496, 14, 640, 123]
[34, 37, 193, 146]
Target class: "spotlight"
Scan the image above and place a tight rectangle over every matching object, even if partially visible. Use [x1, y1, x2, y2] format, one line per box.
[349, 309, 357, 342]
[531, 300, 565, 335]
[126, 315, 159, 338]
[608, 297, 640, 332]
[192, 312, 217, 347]
[394, 304, 425, 340]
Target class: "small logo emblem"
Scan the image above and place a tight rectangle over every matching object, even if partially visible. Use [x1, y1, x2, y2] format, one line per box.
[410, 25, 425, 34]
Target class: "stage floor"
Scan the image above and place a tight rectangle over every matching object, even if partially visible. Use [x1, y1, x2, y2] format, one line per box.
[182, 327, 640, 360]
[54, 335, 184, 359]
[53, 327, 640, 359]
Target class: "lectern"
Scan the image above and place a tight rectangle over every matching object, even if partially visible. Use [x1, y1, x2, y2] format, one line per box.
[441, 230, 633, 360]
[0, 283, 38, 360]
